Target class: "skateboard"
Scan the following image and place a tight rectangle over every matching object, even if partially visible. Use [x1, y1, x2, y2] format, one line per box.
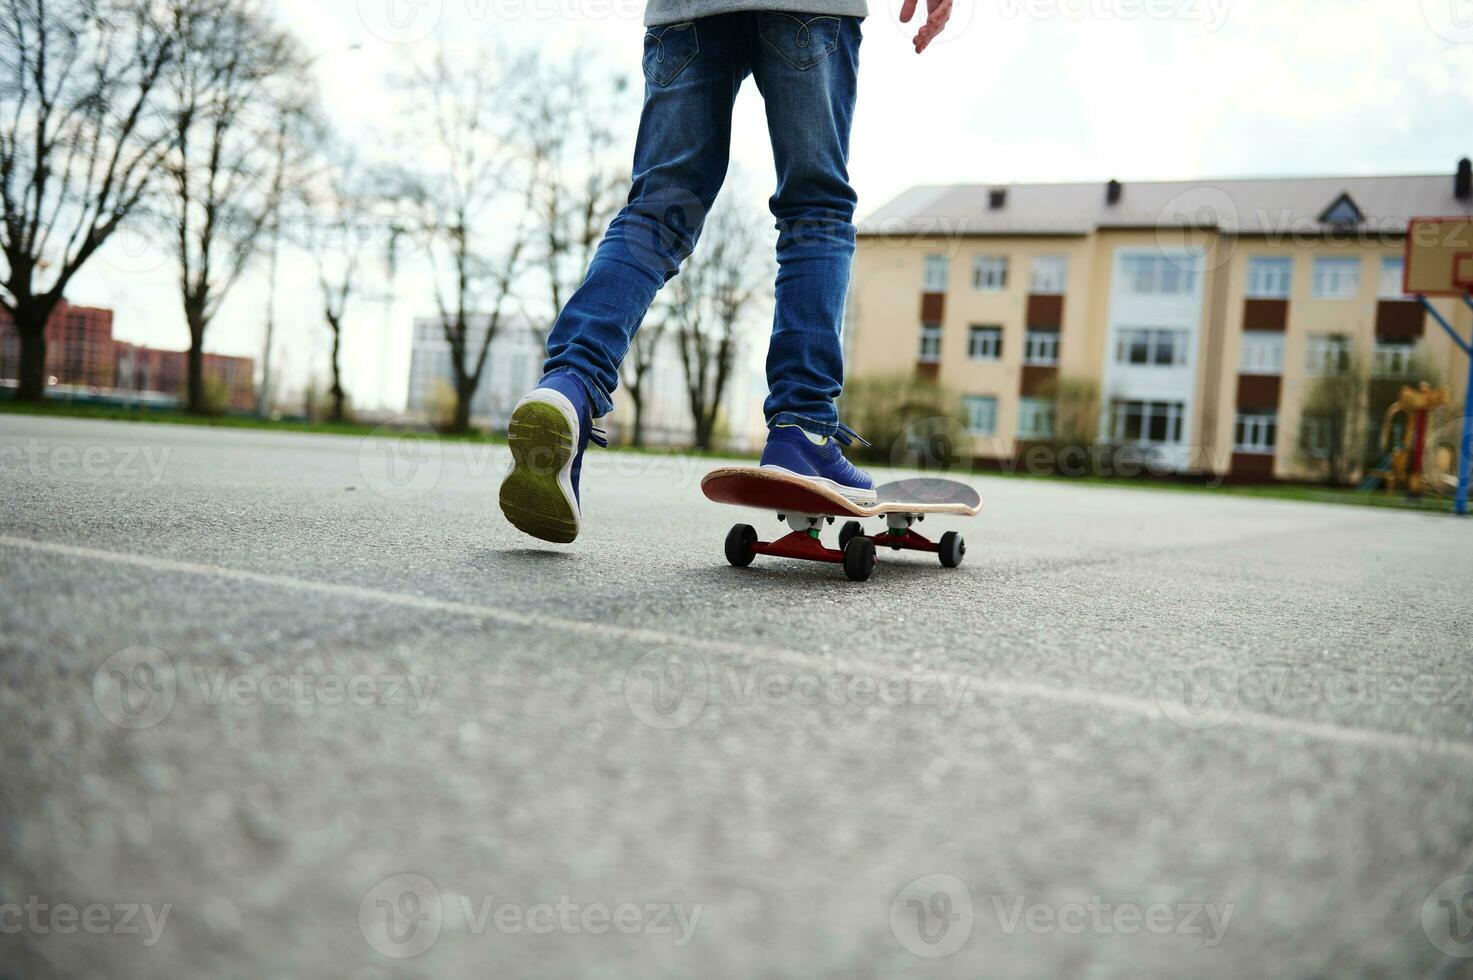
[701, 466, 983, 582]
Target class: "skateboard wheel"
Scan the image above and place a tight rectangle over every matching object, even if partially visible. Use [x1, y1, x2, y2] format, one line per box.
[939, 531, 965, 568]
[725, 524, 757, 568]
[838, 520, 865, 550]
[842, 536, 876, 582]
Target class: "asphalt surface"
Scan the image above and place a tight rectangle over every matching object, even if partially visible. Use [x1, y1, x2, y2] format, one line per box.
[2, 413, 1473, 978]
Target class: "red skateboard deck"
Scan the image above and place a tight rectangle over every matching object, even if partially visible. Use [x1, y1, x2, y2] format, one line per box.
[701, 467, 982, 582]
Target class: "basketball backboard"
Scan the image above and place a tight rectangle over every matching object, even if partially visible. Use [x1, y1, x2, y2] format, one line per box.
[1405, 216, 1473, 296]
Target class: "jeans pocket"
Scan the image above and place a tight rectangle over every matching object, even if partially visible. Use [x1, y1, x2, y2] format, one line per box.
[758, 13, 841, 71]
[643, 22, 698, 86]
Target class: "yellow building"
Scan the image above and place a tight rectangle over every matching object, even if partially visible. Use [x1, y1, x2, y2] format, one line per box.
[849, 162, 1473, 481]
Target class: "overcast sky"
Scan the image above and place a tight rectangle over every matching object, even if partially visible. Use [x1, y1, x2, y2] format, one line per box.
[67, 0, 1473, 411]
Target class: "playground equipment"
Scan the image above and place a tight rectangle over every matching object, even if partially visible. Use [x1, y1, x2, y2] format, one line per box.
[1404, 217, 1473, 514]
[1365, 382, 1453, 497]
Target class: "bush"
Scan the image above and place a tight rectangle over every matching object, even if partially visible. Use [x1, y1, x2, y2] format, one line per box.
[839, 374, 962, 464]
[1040, 376, 1101, 469]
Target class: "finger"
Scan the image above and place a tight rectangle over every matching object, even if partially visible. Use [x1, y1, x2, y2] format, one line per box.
[899, 0, 918, 23]
[916, 0, 951, 50]
[912, 0, 935, 48]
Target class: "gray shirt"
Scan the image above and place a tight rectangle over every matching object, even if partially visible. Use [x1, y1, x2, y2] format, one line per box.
[645, 0, 868, 26]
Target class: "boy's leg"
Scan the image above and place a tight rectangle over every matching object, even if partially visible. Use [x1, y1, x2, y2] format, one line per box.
[540, 16, 749, 415]
[749, 14, 864, 437]
[502, 17, 746, 543]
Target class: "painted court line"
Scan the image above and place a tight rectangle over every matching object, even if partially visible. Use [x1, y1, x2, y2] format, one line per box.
[4, 533, 1473, 763]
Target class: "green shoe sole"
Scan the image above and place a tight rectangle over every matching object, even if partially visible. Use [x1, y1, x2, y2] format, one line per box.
[500, 399, 580, 544]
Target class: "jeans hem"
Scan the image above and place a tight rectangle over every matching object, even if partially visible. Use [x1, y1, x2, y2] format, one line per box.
[540, 368, 613, 418]
[767, 412, 837, 436]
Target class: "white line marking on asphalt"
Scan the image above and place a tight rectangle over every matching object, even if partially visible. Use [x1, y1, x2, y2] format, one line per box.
[5, 534, 1473, 763]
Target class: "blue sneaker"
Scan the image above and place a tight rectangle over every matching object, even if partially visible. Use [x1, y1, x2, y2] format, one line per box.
[499, 373, 606, 543]
[759, 424, 876, 503]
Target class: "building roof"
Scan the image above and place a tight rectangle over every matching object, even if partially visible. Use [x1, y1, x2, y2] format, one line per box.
[858, 172, 1473, 239]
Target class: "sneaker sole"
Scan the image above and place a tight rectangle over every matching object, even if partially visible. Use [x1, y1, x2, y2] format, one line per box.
[759, 465, 878, 504]
[500, 399, 580, 543]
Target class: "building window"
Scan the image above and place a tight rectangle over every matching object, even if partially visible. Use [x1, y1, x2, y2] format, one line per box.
[1030, 256, 1068, 295]
[1234, 411, 1278, 454]
[1301, 416, 1336, 458]
[1312, 257, 1361, 300]
[1017, 397, 1055, 439]
[1121, 255, 1199, 296]
[1379, 256, 1406, 299]
[968, 325, 1002, 361]
[1110, 399, 1186, 445]
[963, 395, 998, 435]
[1239, 331, 1285, 375]
[918, 322, 942, 363]
[1373, 340, 1416, 378]
[1024, 329, 1061, 366]
[973, 256, 1009, 292]
[1305, 333, 1352, 376]
[1246, 257, 1293, 299]
[924, 255, 949, 292]
[1115, 327, 1188, 367]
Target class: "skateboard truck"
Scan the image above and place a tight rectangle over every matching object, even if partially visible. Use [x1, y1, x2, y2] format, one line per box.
[725, 509, 965, 583]
[871, 513, 941, 554]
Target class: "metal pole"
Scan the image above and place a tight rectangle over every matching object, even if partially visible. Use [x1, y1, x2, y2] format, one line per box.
[1462, 295, 1473, 516]
[1418, 295, 1473, 515]
[257, 114, 288, 418]
[1460, 346, 1473, 516]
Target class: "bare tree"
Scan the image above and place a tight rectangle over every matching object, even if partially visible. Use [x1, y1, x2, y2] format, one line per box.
[674, 204, 767, 452]
[520, 52, 628, 344]
[398, 47, 531, 434]
[303, 151, 384, 422]
[162, 0, 309, 413]
[0, 0, 175, 401]
[1299, 349, 1368, 486]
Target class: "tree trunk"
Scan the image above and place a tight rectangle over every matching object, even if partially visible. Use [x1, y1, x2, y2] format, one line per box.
[694, 410, 714, 453]
[328, 323, 347, 422]
[14, 309, 49, 402]
[629, 389, 645, 447]
[183, 297, 209, 414]
[330, 376, 346, 422]
[187, 343, 205, 414]
[451, 377, 473, 434]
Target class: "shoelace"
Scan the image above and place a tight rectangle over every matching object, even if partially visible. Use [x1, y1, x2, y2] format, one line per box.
[831, 423, 871, 449]
[589, 427, 609, 449]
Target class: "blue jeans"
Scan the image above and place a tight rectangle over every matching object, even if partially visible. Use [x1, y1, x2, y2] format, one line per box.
[540, 12, 863, 436]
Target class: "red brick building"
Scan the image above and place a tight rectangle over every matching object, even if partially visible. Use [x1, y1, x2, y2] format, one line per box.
[0, 301, 116, 389]
[0, 301, 255, 411]
[113, 341, 256, 412]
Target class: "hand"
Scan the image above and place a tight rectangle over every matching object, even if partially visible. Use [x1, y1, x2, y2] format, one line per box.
[899, 0, 953, 53]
